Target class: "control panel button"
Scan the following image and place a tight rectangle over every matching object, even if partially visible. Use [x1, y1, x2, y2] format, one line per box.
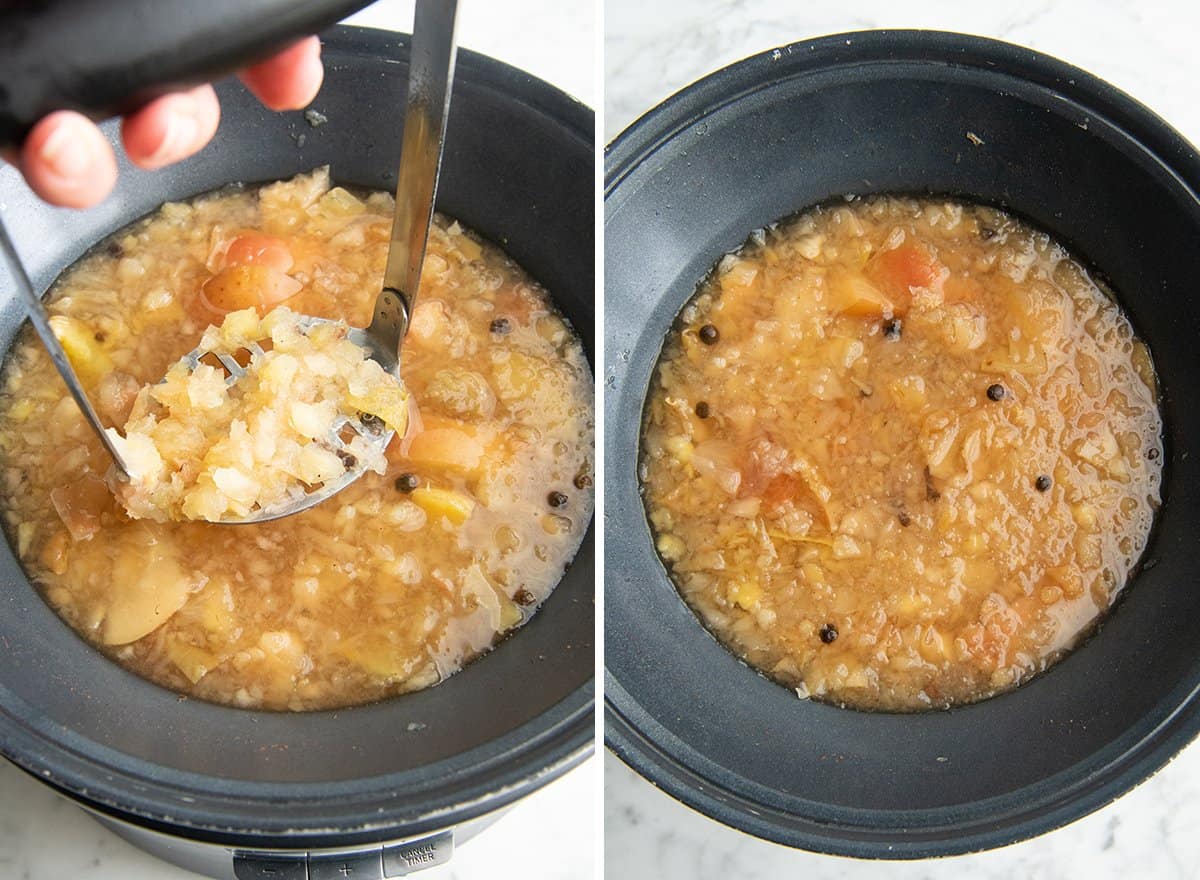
[309, 849, 384, 880]
[232, 854, 308, 880]
[382, 830, 454, 876]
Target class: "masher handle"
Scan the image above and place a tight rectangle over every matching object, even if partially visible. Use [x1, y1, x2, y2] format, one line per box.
[369, 0, 458, 374]
[0, 0, 374, 149]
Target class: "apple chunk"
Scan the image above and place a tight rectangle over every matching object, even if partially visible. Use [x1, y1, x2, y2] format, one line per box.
[101, 525, 200, 645]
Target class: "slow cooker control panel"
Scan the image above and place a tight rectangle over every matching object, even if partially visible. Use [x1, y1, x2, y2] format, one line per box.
[232, 830, 453, 879]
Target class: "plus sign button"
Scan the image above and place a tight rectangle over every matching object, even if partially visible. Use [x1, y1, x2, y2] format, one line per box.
[309, 849, 385, 880]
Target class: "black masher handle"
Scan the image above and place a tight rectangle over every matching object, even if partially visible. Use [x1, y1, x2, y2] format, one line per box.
[0, 0, 377, 149]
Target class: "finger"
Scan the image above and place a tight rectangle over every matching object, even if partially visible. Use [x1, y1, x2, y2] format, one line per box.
[121, 84, 221, 171]
[239, 36, 324, 111]
[19, 111, 118, 209]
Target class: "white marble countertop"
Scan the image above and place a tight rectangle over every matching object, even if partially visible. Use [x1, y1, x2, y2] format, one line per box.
[0, 2, 594, 879]
[604, 1, 1200, 878]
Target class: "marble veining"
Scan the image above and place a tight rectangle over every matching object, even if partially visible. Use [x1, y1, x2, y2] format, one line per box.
[0, 1, 594, 879]
[604, 1, 1200, 878]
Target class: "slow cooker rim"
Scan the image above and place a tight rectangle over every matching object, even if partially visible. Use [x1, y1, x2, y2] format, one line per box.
[605, 28, 1200, 185]
[3, 693, 594, 848]
[331, 24, 594, 141]
[603, 28, 1200, 857]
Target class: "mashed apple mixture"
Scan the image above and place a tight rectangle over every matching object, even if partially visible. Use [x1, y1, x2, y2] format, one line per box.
[111, 306, 410, 522]
[0, 169, 593, 711]
[642, 197, 1161, 711]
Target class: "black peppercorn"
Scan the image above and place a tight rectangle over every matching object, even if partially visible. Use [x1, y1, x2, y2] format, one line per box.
[698, 323, 720, 345]
[898, 511, 912, 528]
[882, 318, 902, 340]
[395, 473, 419, 493]
[574, 472, 593, 490]
[337, 450, 357, 468]
[1148, 448, 1160, 461]
[1035, 474, 1052, 492]
[924, 466, 941, 502]
[695, 401, 711, 419]
[548, 491, 568, 508]
[490, 317, 512, 335]
[514, 588, 536, 606]
[986, 383, 1005, 401]
[819, 623, 839, 644]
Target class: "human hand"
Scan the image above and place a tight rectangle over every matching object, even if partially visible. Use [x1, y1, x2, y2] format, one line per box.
[2, 37, 324, 209]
